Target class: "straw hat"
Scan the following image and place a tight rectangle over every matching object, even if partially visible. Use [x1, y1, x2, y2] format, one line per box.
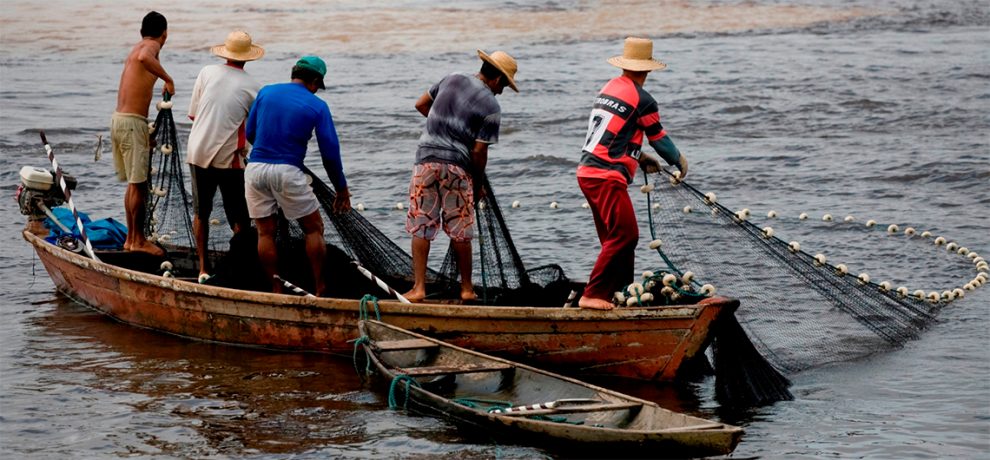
[477, 49, 519, 92]
[607, 37, 666, 72]
[211, 30, 265, 62]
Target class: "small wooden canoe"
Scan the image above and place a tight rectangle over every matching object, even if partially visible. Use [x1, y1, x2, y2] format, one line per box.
[24, 228, 735, 382]
[358, 319, 744, 457]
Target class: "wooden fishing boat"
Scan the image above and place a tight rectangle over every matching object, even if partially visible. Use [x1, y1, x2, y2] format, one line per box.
[358, 319, 743, 457]
[22, 228, 734, 382]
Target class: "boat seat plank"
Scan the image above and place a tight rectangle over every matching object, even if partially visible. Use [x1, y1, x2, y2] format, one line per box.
[398, 363, 514, 377]
[495, 402, 642, 417]
[373, 339, 439, 352]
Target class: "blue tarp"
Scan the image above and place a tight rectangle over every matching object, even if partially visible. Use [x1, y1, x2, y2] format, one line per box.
[44, 207, 127, 250]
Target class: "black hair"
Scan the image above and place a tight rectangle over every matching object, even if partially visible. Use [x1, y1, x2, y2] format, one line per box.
[480, 61, 504, 82]
[141, 11, 167, 38]
[291, 66, 323, 86]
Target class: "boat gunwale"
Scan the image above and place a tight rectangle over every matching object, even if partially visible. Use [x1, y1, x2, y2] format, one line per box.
[24, 229, 734, 321]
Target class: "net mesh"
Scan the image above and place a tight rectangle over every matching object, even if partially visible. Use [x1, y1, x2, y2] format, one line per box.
[642, 168, 962, 373]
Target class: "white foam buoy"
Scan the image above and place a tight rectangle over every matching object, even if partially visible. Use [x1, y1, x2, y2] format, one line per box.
[927, 292, 940, 303]
[740, 208, 750, 218]
[934, 236, 946, 246]
[158, 234, 171, 242]
[669, 173, 682, 185]
[857, 273, 870, 284]
[356, 203, 365, 212]
[734, 211, 747, 221]
[767, 210, 778, 219]
[642, 271, 654, 280]
[660, 286, 674, 297]
[844, 215, 855, 223]
[704, 192, 717, 204]
[913, 290, 926, 300]
[700, 284, 715, 296]
[903, 227, 916, 236]
[582, 202, 590, 209]
[395, 202, 405, 210]
[968, 252, 980, 260]
[762, 227, 774, 238]
[789, 241, 801, 253]
[549, 201, 559, 209]
[822, 213, 833, 222]
[879, 281, 892, 291]
[651, 203, 661, 210]
[641, 292, 654, 302]
[952, 288, 965, 299]
[628, 283, 645, 296]
[648, 239, 662, 249]
[887, 224, 899, 234]
[161, 145, 173, 155]
[682, 206, 692, 214]
[958, 247, 969, 256]
[153, 187, 167, 197]
[896, 286, 908, 297]
[163, 271, 174, 279]
[799, 213, 809, 220]
[157, 100, 173, 110]
[964, 282, 975, 291]
[479, 201, 486, 210]
[662, 274, 677, 287]
[866, 219, 877, 228]
[946, 242, 958, 252]
[681, 271, 694, 284]
[626, 296, 639, 307]
[640, 184, 655, 193]
[198, 273, 211, 284]
[814, 254, 827, 266]
[160, 261, 173, 271]
[209, 218, 221, 226]
[835, 263, 848, 275]
[615, 292, 626, 303]
[941, 290, 953, 300]
[921, 231, 932, 238]
[511, 200, 521, 208]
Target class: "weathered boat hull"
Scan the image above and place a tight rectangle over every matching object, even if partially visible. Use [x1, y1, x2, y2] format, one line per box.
[359, 320, 743, 457]
[25, 230, 735, 381]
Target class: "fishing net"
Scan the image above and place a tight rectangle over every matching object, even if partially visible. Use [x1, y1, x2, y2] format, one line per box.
[640, 167, 980, 376]
[142, 96, 569, 304]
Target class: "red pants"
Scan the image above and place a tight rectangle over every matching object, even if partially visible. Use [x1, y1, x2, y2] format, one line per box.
[578, 176, 638, 301]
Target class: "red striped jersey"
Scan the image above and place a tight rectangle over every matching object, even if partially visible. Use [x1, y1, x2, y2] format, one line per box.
[577, 75, 668, 184]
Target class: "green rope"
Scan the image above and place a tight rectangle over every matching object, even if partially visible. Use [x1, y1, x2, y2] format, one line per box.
[350, 335, 372, 377]
[451, 397, 513, 411]
[388, 374, 421, 409]
[359, 294, 381, 321]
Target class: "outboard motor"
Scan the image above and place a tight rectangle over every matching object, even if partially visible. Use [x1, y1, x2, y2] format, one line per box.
[16, 165, 76, 234]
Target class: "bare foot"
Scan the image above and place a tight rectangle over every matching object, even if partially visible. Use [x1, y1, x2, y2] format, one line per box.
[130, 240, 164, 257]
[578, 296, 615, 311]
[460, 289, 478, 302]
[403, 289, 426, 303]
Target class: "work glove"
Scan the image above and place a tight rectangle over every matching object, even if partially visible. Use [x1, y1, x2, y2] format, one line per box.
[639, 151, 663, 174]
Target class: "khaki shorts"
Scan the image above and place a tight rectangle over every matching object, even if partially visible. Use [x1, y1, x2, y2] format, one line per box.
[405, 162, 475, 242]
[244, 162, 319, 220]
[110, 112, 150, 183]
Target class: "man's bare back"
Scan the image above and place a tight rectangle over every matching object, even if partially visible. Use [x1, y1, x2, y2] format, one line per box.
[116, 37, 173, 117]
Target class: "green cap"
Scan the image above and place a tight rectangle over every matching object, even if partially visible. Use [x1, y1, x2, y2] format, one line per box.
[294, 55, 326, 89]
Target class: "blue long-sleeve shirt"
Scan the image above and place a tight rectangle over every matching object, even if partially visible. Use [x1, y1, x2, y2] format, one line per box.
[245, 82, 347, 190]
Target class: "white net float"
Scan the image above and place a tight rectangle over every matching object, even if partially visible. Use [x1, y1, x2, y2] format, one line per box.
[957, 246, 969, 255]
[767, 210, 778, 218]
[160, 145, 173, 155]
[927, 292, 940, 303]
[640, 292, 654, 302]
[913, 290, 926, 300]
[857, 273, 870, 284]
[921, 231, 932, 238]
[648, 239, 662, 249]
[395, 202, 405, 210]
[549, 201, 559, 209]
[762, 227, 774, 238]
[799, 212, 809, 220]
[952, 288, 965, 299]
[651, 203, 661, 210]
[642, 271, 654, 280]
[878, 281, 891, 291]
[941, 290, 953, 300]
[835, 263, 848, 275]
[581, 202, 590, 209]
[681, 271, 694, 284]
[209, 218, 221, 226]
[160, 261, 173, 271]
[866, 219, 877, 228]
[822, 213, 833, 222]
[844, 215, 855, 223]
[682, 206, 692, 214]
[896, 286, 908, 297]
[660, 286, 674, 297]
[904, 227, 916, 236]
[814, 253, 827, 266]
[700, 284, 716, 296]
[157, 100, 173, 110]
[946, 242, 958, 252]
[614, 292, 626, 303]
[511, 200, 521, 208]
[163, 271, 174, 278]
[934, 236, 946, 246]
[356, 203, 365, 212]
[887, 224, 899, 234]
[625, 296, 639, 307]
[703, 192, 717, 204]
[640, 184, 655, 193]
[788, 241, 801, 253]
[662, 273, 677, 287]
[628, 283, 645, 296]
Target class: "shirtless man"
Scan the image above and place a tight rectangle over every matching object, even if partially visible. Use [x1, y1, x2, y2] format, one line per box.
[111, 11, 174, 256]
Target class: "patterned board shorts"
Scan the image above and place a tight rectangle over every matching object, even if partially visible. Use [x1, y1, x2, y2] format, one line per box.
[405, 162, 475, 242]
